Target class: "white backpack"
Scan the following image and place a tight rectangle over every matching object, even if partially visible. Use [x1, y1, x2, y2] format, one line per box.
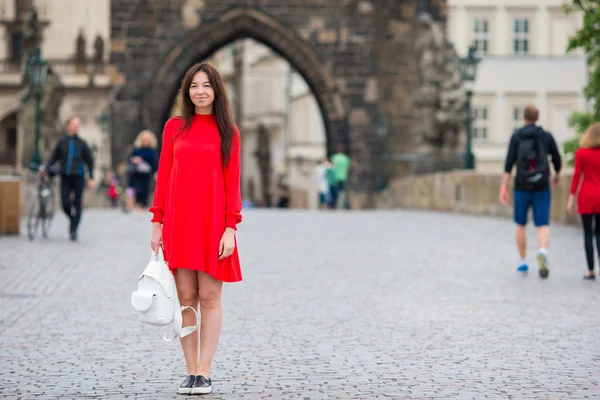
[131, 249, 199, 341]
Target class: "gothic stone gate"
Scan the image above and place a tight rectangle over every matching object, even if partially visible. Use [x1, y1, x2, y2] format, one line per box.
[109, 0, 447, 205]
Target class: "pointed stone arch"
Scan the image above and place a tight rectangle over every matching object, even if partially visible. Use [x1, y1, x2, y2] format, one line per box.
[141, 8, 346, 157]
[110, 0, 450, 202]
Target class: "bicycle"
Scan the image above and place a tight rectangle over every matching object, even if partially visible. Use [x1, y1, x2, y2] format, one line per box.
[27, 165, 58, 240]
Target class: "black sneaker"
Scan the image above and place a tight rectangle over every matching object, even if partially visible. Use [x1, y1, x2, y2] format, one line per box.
[191, 375, 212, 395]
[177, 375, 195, 395]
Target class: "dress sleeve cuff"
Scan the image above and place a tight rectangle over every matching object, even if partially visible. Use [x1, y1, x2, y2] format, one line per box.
[149, 206, 163, 223]
[225, 214, 242, 230]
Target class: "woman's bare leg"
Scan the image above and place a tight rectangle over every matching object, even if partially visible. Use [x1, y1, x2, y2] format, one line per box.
[174, 268, 199, 375]
[196, 270, 223, 378]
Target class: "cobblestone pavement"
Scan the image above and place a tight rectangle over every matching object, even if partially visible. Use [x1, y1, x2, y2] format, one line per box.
[1, 208, 599, 400]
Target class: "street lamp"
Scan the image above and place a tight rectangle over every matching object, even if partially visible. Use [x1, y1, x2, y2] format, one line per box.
[377, 115, 389, 191]
[27, 47, 48, 170]
[459, 44, 481, 170]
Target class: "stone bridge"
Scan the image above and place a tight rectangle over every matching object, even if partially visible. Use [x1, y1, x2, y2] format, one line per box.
[1, 208, 598, 398]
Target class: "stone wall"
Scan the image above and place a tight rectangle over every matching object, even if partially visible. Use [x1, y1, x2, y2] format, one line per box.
[375, 170, 581, 226]
[109, 0, 447, 197]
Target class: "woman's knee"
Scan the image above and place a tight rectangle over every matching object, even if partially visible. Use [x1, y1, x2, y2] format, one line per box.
[175, 270, 199, 305]
[198, 292, 221, 310]
[197, 272, 222, 310]
[178, 290, 198, 306]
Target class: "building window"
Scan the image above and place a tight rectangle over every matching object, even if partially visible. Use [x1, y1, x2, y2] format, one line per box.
[472, 106, 488, 142]
[513, 18, 530, 55]
[512, 106, 525, 131]
[10, 31, 22, 61]
[8, 127, 17, 148]
[473, 18, 489, 56]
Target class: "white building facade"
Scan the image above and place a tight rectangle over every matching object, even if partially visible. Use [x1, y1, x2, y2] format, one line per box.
[447, 0, 587, 172]
[223, 39, 326, 209]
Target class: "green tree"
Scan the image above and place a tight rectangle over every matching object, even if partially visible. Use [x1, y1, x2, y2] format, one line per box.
[562, 0, 600, 166]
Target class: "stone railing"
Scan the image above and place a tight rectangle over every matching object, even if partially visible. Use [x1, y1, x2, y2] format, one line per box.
[375, 170, 580, 226]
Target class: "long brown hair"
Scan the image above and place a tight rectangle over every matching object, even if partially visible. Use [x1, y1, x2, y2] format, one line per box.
[580, 122, 600, 149]
[177, 62, 235, 165]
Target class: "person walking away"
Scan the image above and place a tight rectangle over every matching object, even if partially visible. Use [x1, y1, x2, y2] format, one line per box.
[42, 116, 95, 241]
[499, 105, 562, 278]
[149, 62, 242, 395]
[567, 122, 600, 279]
[128, 130, 158, 211]
[315, 157, 332, 210]
[330, 145, 351, 209]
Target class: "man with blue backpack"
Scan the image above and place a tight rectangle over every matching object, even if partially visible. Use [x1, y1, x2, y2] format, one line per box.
[499, 105, 562, 278]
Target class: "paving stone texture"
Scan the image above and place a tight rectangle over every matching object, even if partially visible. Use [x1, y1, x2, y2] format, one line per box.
[1, 208, 599, 399]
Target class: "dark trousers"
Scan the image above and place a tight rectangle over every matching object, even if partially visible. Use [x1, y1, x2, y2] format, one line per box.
[581, 214, 600, 271]
[131, 173, 151, 207]
[60, 174, 85, 232]
[329, 181, 347, 209]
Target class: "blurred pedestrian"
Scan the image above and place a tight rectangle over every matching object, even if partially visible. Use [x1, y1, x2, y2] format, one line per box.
[330, 144, 351, 209]
[499, 105, 562, 278]
[567, 122, 600, 279]
[128, 130, 158, 211]
[276, 184, 290, 208]
[315, 157, 332, 209]
[41, 116, 95, 241]
[104, 170, 120, 208]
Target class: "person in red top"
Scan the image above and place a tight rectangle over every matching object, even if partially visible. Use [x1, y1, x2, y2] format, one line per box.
[149, 62, 242, 395]
[568, 122, 600, 280]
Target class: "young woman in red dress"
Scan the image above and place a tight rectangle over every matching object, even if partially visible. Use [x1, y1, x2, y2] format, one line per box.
[149, 62, 242, 395]
[568, 122, 600, 280]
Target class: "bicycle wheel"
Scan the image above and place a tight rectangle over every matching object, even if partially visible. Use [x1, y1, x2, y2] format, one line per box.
[27, 193, 41, 241]
[41, 189, 55, 239]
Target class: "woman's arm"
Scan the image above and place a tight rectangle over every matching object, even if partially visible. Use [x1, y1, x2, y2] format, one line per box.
[223, 126, 242, 230]
[148, 121, 175, 223]
[569, 148, 583, 197]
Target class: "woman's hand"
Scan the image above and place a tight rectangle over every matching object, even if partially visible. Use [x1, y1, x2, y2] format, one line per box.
[567, 194, 575, 215]
[151, 222, 162, 252]
[218, 227, 236, 260]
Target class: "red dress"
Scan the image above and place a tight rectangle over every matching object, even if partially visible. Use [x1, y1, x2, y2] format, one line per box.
[569, 147, 600, 215]
[149, 114, 243, 282]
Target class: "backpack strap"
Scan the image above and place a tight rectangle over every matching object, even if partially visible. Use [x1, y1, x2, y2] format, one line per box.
[179, 306, 200, 337]
[161, 305, 200, 342]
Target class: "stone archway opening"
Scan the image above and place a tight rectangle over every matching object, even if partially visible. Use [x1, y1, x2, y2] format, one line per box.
[139, 9, 346, 208]
[141, 9, 345, 157]
[162, 38, 332, 209]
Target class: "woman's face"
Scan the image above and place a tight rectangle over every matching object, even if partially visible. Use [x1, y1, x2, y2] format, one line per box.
[188, 71, 215, 112]
[141, 134, 151, 147]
